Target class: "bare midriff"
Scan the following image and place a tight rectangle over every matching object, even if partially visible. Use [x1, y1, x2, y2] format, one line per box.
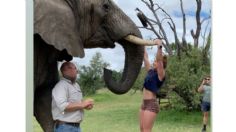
[142, 88, 156, 100]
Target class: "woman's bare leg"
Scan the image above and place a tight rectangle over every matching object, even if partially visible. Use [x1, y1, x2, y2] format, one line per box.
[142, 110, 157, 132]
[139, 109, 145, 132]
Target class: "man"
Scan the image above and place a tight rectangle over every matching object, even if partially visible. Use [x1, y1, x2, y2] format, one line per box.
[198, 76, 211, 132]
[52, 62, 94, 132]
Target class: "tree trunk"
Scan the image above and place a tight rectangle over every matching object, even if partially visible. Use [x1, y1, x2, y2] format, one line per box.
[180, 0, 188, 50]
[202, 30, 211, 65]
[191, 0, 202, 48]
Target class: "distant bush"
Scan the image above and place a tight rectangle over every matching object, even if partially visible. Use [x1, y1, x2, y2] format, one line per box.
[77, 52, 110, 95]
[131, 48, 210, 110]
[165, 48, 210, 110]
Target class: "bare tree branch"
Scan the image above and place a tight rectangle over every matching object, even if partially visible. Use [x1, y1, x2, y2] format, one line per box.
[168, 22, 181, 57]
[147, 18, 158, 25]
[201, 15, 211, 25]
[140, 0, 173, 55]
[151, 3, 174, 55]
[148, 0, 154, 8]
[205, 29, 211, 52]
[199, 10, 211, 46]
[158, 4, 182, 56]
[158, 28, 164, 39]
[191, 29, 195, 38]
[180, 0, 187, 49]
[141, 0, 151, 9]
[160, 17, 170, 25]
[136, 8, 162, 40]
[154, 6, 162, 12]
[158, 7, 176, 28]
[202, 30, 211, 65]
[201, 20, 210, 47]
[191, 0, 202, 48]
[167, 22, 174, 31]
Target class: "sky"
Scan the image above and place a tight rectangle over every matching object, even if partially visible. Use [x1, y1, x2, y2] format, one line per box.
[73, 0, 211, 71]
[1, 1, 235, 131]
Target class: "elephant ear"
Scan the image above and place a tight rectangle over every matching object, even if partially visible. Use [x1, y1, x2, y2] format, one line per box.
[34, 0, 84, 58]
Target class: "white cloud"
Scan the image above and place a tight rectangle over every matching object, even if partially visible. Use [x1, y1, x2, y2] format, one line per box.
[74, 0, 211, 70]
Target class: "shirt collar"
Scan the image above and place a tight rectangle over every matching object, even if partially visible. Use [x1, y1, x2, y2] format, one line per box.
[61, 77, 74, 84]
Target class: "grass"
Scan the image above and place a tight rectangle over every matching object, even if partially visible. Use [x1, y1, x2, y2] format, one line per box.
[33, 89, 211, 132]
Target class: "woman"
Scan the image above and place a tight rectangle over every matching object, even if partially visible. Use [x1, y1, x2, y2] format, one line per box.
[139, 39, 167, 132]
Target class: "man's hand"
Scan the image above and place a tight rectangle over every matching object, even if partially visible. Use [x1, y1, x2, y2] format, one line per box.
[85, 104, 93, 110]
[198, 79, 206, 93]
[201, 79, 206, 85]
[83, 98, 94, 110]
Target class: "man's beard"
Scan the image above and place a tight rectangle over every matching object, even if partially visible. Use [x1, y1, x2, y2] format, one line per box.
[63, 75, 76, 83]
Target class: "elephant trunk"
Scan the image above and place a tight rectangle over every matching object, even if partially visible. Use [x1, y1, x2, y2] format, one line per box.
[104, 40, 144, 94]
[102, 3, 153, 94]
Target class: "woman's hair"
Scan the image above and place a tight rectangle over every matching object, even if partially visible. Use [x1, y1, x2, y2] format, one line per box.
[154, 55, 168, 69]
[163, 55, 167, 69]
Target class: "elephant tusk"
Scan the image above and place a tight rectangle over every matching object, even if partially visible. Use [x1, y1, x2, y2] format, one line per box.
[124, 35, 156, 46]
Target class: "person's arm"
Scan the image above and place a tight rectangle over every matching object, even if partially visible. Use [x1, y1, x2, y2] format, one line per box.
[154, 39, 165, 81]
[198, 79, 205, 93]
[144, 48, 151, 71]
[52, 84, 94, 112]
[64, 99, 93, 112]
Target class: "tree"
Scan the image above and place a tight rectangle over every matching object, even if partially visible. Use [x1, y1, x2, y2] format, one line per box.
[136, 0, 211, 54]
[131, 67, 146, 92]
[166, 48, 210, 110]
[77, 52, 110, 95]
[136, 0, 211, 110]
[111, 69, 123, 81]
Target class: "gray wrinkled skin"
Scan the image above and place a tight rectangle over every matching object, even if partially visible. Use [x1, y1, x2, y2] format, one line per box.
[34, 0, 144, 131]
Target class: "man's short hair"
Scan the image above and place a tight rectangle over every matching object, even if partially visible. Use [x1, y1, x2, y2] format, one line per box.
[60, 62, 73, 73]
[205, 75, 211, 79]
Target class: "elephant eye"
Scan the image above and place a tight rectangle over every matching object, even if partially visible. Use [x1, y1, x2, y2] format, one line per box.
[103, 3, 110, 12]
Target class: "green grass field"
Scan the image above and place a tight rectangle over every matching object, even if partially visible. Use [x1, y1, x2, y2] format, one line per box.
[33, 89, 211, 132]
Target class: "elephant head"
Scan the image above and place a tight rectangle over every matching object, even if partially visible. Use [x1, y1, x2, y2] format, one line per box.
[34, 0, 155, 94]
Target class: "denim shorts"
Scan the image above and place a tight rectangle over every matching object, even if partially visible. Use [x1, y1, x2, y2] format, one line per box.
[201, 101, 211, 112]
[54, 123, 81, 132]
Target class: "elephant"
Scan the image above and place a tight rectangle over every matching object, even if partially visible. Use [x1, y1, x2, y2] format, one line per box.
[34, 0, 155, 131]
